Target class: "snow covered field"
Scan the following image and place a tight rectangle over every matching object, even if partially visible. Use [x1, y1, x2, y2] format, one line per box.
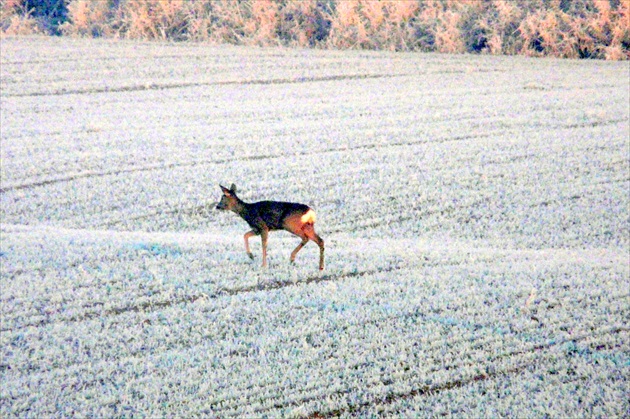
[1, 36, 629, 417]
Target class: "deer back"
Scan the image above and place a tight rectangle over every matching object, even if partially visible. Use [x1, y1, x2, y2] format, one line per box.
[246, 201, 311, 232]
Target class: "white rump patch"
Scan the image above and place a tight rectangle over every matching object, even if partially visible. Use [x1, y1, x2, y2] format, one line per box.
[300, 209, 316, 224]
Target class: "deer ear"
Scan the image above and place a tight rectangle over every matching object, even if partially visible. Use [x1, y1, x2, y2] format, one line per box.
[220, 185, 232, 196]
[230, 184, 237, 193]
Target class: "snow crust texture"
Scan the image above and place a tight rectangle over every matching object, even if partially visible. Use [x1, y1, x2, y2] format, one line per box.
[1, 37, 629, 417]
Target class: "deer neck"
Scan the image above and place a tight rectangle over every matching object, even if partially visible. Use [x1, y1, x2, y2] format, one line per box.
[232, 198, 250, 219]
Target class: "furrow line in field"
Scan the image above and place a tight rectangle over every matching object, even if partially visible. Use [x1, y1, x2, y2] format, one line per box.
[99, 209, 183, 227]
[326, 310, 626, 400]
[1, 251, 125, 282]
[194, 307, 629, 414]
[3, 242, 626, 331]
[1, 241, 203, 301]
[213, 324, 628, 415]
[6, 272, 623, 336]
[216, 268, 383, 296]
[0, 293, 200, 332]
[2, 73, 404, 98]
[0, 52, 254, 66]
[292, 326, 630, 417]
[97, 203, 217, 228]
[197, 329, 521, 412]
[5, 115, 623, 194]
[0, 268, 389, 331]
[590, 176, 630, 186]
[4, 300, 624, 409]
[563, 117, 629, 129]
[0, 306, 518, 408]
[524, 183, 630, 210]
[0, 131, 488, 193]
[360, 326, 630, 410]
[0, 161, 198, 193]
[0, 294, 513, 379]
[13, 267, 383, 330]
[203, 254, 491, 300]
[329, 196, 492, 235]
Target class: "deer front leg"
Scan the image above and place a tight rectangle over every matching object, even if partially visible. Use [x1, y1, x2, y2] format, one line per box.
[260, 229, 269, 268]
[244, 231, 256, 260]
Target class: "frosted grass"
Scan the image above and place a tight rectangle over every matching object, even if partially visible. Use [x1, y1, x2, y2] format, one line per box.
[1, 37, 628, 417]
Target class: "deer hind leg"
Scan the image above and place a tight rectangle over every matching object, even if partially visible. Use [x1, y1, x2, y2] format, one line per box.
[244, 230, 257, 260]
[303, 223, 325, 270]
[290, 234, 309, 264]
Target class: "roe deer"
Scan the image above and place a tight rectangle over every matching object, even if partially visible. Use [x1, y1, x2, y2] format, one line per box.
[216, 184, 325, 270]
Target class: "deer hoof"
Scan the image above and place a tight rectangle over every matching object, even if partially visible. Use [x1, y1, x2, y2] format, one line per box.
[247, 253, 254, 260]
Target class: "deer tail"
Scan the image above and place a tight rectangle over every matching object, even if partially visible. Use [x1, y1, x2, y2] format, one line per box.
[300, 209, 316, 225]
